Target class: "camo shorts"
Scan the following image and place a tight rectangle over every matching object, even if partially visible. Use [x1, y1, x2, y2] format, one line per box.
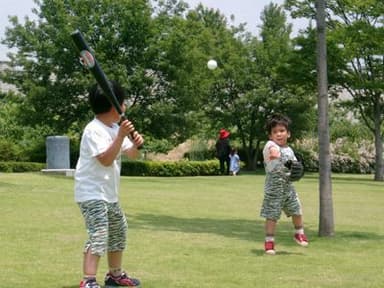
[260, 173, 302, 221]
[79, 200, 128, 256]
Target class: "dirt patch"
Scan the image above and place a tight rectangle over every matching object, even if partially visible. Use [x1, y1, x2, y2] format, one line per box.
[146, 140, 193, 161]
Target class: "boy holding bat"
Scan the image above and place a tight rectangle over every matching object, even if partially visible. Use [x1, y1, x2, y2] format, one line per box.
[75, 81, 143, 288]
[260, 114, 308, 255]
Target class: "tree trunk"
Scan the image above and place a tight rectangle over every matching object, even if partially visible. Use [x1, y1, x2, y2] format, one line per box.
[316, 0, 334, 236]
[374, 102, 384, 181]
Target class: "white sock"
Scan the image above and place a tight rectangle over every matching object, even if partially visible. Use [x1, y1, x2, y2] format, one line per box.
[110, 267, 122, 277]
[83, 275, 96, 281]
[295, 228, 304, 234]
[265, 236, 275, 242]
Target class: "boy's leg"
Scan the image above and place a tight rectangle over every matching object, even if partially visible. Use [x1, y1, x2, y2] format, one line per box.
[84, 249, 100, 277]
[261, 187, 283, 255]
[104, 203, 140, 287]
[265, 219, 277, 236]
[79, 200, 109, 288]
[107, 251, 123, 274]
[292, 214, 308, 246]
[283, 186, 308, 247]
[264, 219, 277, 255]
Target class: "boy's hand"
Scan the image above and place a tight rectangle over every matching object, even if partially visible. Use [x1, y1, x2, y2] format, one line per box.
[118, 119, 136, 138]
[131, 131, 144, 148]
[119, 119, 144, 148]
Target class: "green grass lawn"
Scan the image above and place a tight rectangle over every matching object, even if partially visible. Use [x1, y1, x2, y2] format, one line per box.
[0, 172, 383, 288]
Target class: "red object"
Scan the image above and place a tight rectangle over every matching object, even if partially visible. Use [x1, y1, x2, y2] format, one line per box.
[294, 233, 309, 246]
[219, 129, 230, 139]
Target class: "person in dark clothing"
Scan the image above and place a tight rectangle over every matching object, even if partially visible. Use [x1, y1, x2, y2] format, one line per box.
[215, 129, 231, 175]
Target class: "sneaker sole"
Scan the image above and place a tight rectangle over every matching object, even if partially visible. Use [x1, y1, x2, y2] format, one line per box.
[294, 238, 309, 247]
[265, 249, 276, 255]
[105, 285, 141, 288]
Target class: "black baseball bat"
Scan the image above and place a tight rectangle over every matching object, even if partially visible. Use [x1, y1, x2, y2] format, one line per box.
[71, 29, 142, 147]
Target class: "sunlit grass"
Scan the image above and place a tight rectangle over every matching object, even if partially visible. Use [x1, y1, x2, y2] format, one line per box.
[0, 172, 383, 288]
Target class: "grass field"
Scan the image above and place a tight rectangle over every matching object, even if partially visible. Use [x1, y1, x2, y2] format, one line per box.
[0, 172, 383, 288]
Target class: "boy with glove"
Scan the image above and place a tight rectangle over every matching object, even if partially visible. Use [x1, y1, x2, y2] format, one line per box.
[260, 114, 308, 255]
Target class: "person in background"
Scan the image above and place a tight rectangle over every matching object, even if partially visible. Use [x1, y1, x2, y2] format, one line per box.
[215, 129, 231, 175]
[229, 147, 240, 176]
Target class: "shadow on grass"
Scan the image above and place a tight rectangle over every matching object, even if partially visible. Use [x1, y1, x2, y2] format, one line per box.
[129, 213, 383, 245]
[129, 213, 316, 244]
[251, 249, 305, 256]
[129, 213, 262, 242]
[332, 230, 383, 240]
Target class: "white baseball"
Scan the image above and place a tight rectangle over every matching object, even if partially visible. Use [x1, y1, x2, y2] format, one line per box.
[207, 59, 217, 70]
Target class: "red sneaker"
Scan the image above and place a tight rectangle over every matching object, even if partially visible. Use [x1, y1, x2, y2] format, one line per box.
[104, 272, 141, 287]
[79, 279, 101, 288]
[264, 241, 276, 255]
[294, 233, 309, 247]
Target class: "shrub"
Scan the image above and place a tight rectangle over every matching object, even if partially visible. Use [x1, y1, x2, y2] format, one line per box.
[0, 161, 45, 172]
[184, 139, 216, 161]
[121, 160, 220, 176]
[294, 137, 375, 174]
[0, 138, 25, 161]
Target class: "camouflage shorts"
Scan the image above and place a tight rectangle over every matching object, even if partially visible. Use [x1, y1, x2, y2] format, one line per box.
[260, 175, 302, 221]
[79, 200, 128, 256]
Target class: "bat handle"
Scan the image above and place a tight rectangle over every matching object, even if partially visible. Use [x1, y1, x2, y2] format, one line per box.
[119, 115, 143, 149]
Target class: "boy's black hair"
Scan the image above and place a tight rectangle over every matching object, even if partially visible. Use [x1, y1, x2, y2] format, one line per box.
[266, 113, 292, 134]
[88, 80, 126, 115]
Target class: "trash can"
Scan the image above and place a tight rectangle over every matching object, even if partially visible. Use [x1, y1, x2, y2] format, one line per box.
[46, 136, 70, 169]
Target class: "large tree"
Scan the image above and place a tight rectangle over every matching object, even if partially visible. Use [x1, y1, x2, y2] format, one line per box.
[2, 0, 156, 136]
[1, 0, 224, 148]
[205, 3, 316, 168]
[316, 0, 334, 236]
[285, 0, 384, 181]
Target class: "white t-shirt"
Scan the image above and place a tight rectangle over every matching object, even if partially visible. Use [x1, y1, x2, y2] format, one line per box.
[263, 140, 297, 173]
[74, 118, 133, 203]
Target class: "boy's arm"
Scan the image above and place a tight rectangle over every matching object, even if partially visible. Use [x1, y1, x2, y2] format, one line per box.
[96, 134, 125, 166]
[268, 146, 280, 160]
[123, 131, 144, 160]
[97, 119, 143, 166]
[264, 143, 288, 178]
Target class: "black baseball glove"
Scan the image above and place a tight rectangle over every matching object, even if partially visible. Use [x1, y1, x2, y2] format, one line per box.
[285, 160, 304, 182]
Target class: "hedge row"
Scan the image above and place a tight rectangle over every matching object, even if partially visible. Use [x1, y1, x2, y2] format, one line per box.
[0, 156, 375, 175]
[301, 156, 375, 174]
[0, 161, 45, 172]
[295, 138, 375, 174]
[0, 160, 221, 176]
[121, 160, 220, 176]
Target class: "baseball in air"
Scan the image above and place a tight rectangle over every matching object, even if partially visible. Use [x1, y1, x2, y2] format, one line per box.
[207, 59, 218, 70]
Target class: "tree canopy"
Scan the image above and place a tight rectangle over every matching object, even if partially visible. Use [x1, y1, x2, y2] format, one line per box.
[2, 0, 381, 181]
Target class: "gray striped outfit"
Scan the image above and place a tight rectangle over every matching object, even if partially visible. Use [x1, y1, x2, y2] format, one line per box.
[260, 141, 302, 220]
[79, 200, 128, 256]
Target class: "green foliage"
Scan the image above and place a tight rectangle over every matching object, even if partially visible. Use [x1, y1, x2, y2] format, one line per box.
[294, 137, 375, 174]
[2, 0, 157, 137]
[2, 0, 380, 178]
[284, 0, 384, 180]
[0, 139, 25, 161]
[141, 137, 174, 154]
[0, 161, 45, 172]
[204, 3, 316, 168]
[1, 0, 318, 169]
[183, 139, 215, 161]
[121, 160, 219, 176]
[329, 107, 372, 142]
